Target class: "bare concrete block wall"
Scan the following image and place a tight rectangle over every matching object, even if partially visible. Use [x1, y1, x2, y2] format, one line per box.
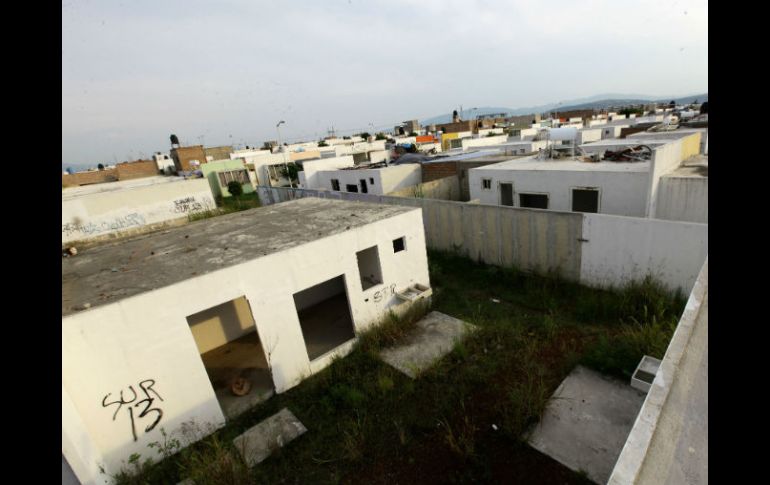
[116, 159, 159, 180]
[62, 169, 118, 187]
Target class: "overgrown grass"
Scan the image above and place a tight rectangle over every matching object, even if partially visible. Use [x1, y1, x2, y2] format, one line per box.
[188, 192, 262, 222]
[110, 250, 685, 485]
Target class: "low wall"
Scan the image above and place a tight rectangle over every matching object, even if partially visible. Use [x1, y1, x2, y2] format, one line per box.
[62, 178, 215, 246]
[580, 213, 708, 293]
[257, 186, 708, 294]
[62, 169, 118, 187]
[386, 175, 461, 201]
[655, 176, 708, 223]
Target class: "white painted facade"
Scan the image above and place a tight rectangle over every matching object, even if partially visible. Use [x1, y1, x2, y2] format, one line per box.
[468, 158, 651, 217]
[601, 125, 630, 139]
[62, 177, 215, 244]
[576, 128, 602, 144]
[62, 199, 430, 485]
[153, 153, 175, 173]
[312, 164, 421, 195]
[579, 213, 707, 292]
[298, 156, 355, 189]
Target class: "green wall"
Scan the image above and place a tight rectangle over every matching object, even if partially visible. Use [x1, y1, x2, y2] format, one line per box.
[201, 159, 255, 198]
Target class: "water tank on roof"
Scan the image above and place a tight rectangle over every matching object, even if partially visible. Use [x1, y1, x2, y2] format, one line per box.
[548, 127, 577, 141]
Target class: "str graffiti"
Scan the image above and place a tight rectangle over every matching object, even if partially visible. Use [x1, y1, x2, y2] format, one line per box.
[62, 213, 146, 237]
[102, 379, 164, 442]
[172, 196, 206, 214]
[373, 283, 397, 303]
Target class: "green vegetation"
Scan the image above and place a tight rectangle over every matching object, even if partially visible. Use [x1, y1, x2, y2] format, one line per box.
[279, 164, 299, 184]
[318, 140, 329, 147]
[375, 133, 388, 141]
[187, 192, 261, 222]
[227, 181, 244, 198]
[110, 250, 683, 485]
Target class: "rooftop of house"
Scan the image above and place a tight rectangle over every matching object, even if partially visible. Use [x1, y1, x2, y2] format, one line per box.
[473, 155, 650, 173]
[664, 155, 708, 178]
[62, 176, 188, 200]
[62, 198, 416, 318]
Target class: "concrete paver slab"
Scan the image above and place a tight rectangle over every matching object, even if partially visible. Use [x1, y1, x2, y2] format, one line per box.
[233, 408, 307, 467]
[527, 365, 645, 484]
[379, 311, 475, 378]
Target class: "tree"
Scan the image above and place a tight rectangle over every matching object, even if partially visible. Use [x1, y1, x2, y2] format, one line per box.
[669, 100, 676, 108]
[97, 163, 105, 170]
[408, 132, 418, 137]
[359, 132, 371, 140]
[375, 133, 387, 140]
[227, 180, 243, 198]
[700, 102, 708, 114]
[280, 164, 299, 184]
[318, 140, 329, 147]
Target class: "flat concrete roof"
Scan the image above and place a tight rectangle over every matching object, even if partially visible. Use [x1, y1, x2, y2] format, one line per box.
[62, 176, 186, 200]
[475, 156, 650, 173]
[580, 139, 669, 149]
[62, 198, 417, 317]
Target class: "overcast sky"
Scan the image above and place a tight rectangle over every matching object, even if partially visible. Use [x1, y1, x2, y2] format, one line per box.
[62, 0, 707, 166]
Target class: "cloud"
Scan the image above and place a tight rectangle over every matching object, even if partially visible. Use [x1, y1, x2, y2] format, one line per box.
[62, 0, 707, 164]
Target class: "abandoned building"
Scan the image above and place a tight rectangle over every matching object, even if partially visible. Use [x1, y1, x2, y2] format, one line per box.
[62, 197, 432, 485]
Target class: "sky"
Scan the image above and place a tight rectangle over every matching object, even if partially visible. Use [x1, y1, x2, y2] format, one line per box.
[62, 0, 708, 166]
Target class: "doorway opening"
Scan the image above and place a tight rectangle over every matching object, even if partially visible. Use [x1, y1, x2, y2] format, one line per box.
[186, 296, 274, 420]
[500, 183, 514, 206]
[293, 275, 356, 361]
[572, 188, 600, 213]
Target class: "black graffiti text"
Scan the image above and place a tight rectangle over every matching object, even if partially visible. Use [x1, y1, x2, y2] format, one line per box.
[102, 379, 164, 442]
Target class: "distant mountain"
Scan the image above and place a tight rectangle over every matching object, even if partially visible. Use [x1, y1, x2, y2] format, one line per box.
[421, 93, 708, 125]
[553, 93, 708, 113]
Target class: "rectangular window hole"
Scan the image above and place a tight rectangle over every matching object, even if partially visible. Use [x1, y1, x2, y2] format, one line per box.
[356, 246, 383, 290]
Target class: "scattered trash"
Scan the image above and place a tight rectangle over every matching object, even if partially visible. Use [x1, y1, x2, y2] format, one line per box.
[492, 424, 498, 431]
[76, 302, 91, 311]
[62, 247, 78, 258]
[491, 298, 500, 303]
[111, 268, 118, 272]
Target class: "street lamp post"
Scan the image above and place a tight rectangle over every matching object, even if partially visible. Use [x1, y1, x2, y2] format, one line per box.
[276, 120, 292, 188]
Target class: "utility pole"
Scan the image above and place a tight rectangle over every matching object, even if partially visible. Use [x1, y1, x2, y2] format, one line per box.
[276, 120, 292, 188]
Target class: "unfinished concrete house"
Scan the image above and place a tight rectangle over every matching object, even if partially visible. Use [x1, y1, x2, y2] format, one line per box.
[62, 198, 431, 485]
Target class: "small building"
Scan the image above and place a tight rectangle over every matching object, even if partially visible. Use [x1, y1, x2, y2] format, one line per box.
[154, 152, 175, 174]
[171, 145, 207, 172]
[468, 134, 701, 218]
[654, 155, 708, 223]
[200, 159, 256, 198]
[62, 198, 431, 484]
[309, 163, 421, 195]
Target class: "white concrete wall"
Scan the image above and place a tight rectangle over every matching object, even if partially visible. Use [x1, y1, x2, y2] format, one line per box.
[576, 128, 602, 144]
[379, 164, 422, 193]
[580, 214, 708, 293]
[300, 156, 355, 189]
[62, 207, 430, 482]
[62, 178, 215, 244]
[601, 125, 627, 139]
[461, 135, 509, 150]
[510, 128, 538, 141]
[655, 176, 708, 223]
[468, 166, 650, 217]
[367, 149, 391, 163]
[646, 140, 684, 218]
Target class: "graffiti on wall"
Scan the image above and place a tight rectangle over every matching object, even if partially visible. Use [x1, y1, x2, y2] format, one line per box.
[373, 283, 397, 303]
[172, 196, 208, 214]
[102, 379, 164, 442]
[62, 213, 146, 237]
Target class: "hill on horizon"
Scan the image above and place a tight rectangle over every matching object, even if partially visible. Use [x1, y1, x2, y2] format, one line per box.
[421, 92, 708, 125]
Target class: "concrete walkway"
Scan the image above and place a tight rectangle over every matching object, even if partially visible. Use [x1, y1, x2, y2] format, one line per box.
[379, 311, 475, 378]
[527, 365, 646, 484]
[233, 408, 307, 467]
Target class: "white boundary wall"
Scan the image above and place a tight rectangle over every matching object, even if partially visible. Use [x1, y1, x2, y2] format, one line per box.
[62, 178, 215, 245]
[580, 213, 707, 292]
